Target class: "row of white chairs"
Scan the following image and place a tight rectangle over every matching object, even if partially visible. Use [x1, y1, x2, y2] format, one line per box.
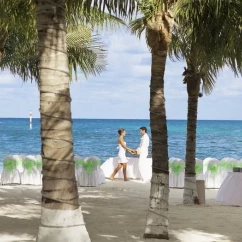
[1, 155, 42, 185]
[0, 155, 105, 187]
[169, 157, 242, 188]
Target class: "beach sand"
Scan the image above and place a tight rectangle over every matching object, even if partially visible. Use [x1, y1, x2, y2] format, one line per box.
[0, 180, 242, 242]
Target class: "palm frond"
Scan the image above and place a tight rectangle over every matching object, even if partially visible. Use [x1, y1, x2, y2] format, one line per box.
[173, 0, 242, 76]
[67, 7, 127, 30]
[67, 27, 107, 79]
[0, 32, 38, 82]
[128, 17, 146, 38]
[169, 19, 226, 95]
[66, 0, 137, 19]
[1, 25, 107, 82]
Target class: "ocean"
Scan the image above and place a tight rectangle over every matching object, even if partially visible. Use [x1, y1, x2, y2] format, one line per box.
[0, 118, 242, 172]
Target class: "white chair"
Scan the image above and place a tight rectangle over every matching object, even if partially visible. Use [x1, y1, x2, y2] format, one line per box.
[13, 155, 24, 173]
[195, 158, 204, 180]
[77, 156, 105, 186]
[219, 157, 239, 185]
[203, 157, 220, 188]
[169, 157, 185, 188]
[21, 155, 42, 185]
[35, 155, 42, 172]
[35, 154, 43, 184]
[1, 155, 21, 184]
[74, 155, 84, 185]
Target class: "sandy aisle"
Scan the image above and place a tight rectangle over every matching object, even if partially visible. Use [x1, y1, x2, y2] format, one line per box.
[0, 180, 242, 242]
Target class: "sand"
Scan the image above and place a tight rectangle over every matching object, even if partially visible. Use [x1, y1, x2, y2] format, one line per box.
[0, 180, 242, 242]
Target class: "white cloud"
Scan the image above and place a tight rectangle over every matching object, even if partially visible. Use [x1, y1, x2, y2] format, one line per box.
[0, 71, 18, 85]
[0, 29, 241, 119]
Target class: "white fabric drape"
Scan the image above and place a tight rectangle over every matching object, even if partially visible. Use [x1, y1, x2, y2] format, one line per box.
[216, 172, 242, 206]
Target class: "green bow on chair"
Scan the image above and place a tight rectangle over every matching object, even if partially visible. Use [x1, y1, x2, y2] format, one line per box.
[22, 161, 36, 174]
[207, 164, 219, 177]
[195, 164, 203, 175]
[169, 163, 185, 175]
[3, 160, 17, 173]
[75, 159, 100, 174]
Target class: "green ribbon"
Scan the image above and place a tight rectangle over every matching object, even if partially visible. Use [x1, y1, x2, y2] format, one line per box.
[219, 160, 229, 170]
[3, 160, 17, 173]
[207, 164, 219, 177]
[75, 159, 100, 174]
[22, 161, 36, 174]
[219, 160, 239, 170]
[195, 164, 203, 175]
[169, 163, 185, 175]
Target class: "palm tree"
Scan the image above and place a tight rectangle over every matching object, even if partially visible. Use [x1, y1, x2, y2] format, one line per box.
[171, 0, 242, 205]
[130, 0, 242, 237]
[129, 0, 176, 239]
[0, 0, 135, 241]
[169, 29, 223, 205]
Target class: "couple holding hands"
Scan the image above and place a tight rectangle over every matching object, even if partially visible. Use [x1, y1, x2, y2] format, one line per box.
[109, 127, 150, 181]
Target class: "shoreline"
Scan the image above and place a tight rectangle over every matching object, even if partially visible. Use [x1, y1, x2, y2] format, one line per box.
[1, 180, 242, 242]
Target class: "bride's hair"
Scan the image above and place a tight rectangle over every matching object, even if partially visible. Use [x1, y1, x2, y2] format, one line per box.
[118, 128, 125, 135]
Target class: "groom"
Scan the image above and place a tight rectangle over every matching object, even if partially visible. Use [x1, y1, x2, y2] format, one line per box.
[133, 127, 150, 181]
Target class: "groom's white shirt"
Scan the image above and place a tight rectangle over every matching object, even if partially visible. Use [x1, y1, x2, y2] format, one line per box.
[139, 133, 149, 151]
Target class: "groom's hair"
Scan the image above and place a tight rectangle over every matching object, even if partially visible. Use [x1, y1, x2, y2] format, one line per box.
[140, 127, 147, 133]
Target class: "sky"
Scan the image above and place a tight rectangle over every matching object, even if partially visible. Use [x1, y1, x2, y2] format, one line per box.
[0, 29, 242, 120]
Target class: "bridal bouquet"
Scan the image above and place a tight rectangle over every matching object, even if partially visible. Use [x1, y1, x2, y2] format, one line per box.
[136, 148, 142, 155]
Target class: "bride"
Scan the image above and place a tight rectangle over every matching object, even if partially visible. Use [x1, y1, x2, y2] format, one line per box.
[109, 128, 135, 181]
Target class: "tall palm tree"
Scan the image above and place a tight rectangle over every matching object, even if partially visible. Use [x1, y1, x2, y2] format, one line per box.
[169, 30, 223, 205]
[171, 0, 242, 205]
[0, 0, 135, 241]
[129, 0, 176, 239]
[130, 0, 242, 237]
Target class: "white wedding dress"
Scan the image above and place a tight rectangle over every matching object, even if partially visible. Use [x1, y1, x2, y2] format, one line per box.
[118, 142, 128, 163]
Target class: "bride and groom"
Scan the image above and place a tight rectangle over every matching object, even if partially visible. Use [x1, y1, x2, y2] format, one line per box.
[109, 127, 150, 182]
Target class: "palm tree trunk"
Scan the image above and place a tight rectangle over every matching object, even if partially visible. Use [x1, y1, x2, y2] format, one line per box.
[35, 1, 90, 241]
[183, 94, 199, 204]
[143, 50, 169, 240]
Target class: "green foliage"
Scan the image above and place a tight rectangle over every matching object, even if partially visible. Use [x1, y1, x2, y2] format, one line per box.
[75, 159, 100, 174]
[1, 25, 107, 82]
[172, 0, 242, 83]
[0, 0, 129, 82]
[128, 17, 147, 39]
[67, 26, 107, 79]
[128, 0, 167, 39]
[137, 0, 159, 20]
[65, 0, 137, 19]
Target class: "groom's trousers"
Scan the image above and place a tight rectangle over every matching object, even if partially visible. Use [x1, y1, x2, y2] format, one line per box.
[138, 150, 149, 181]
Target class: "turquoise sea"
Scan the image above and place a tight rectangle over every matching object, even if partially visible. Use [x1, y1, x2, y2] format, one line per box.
[0, 118, 242, 171]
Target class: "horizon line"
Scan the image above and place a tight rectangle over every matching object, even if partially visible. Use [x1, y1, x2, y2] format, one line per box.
[0, 117, 242, 121]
